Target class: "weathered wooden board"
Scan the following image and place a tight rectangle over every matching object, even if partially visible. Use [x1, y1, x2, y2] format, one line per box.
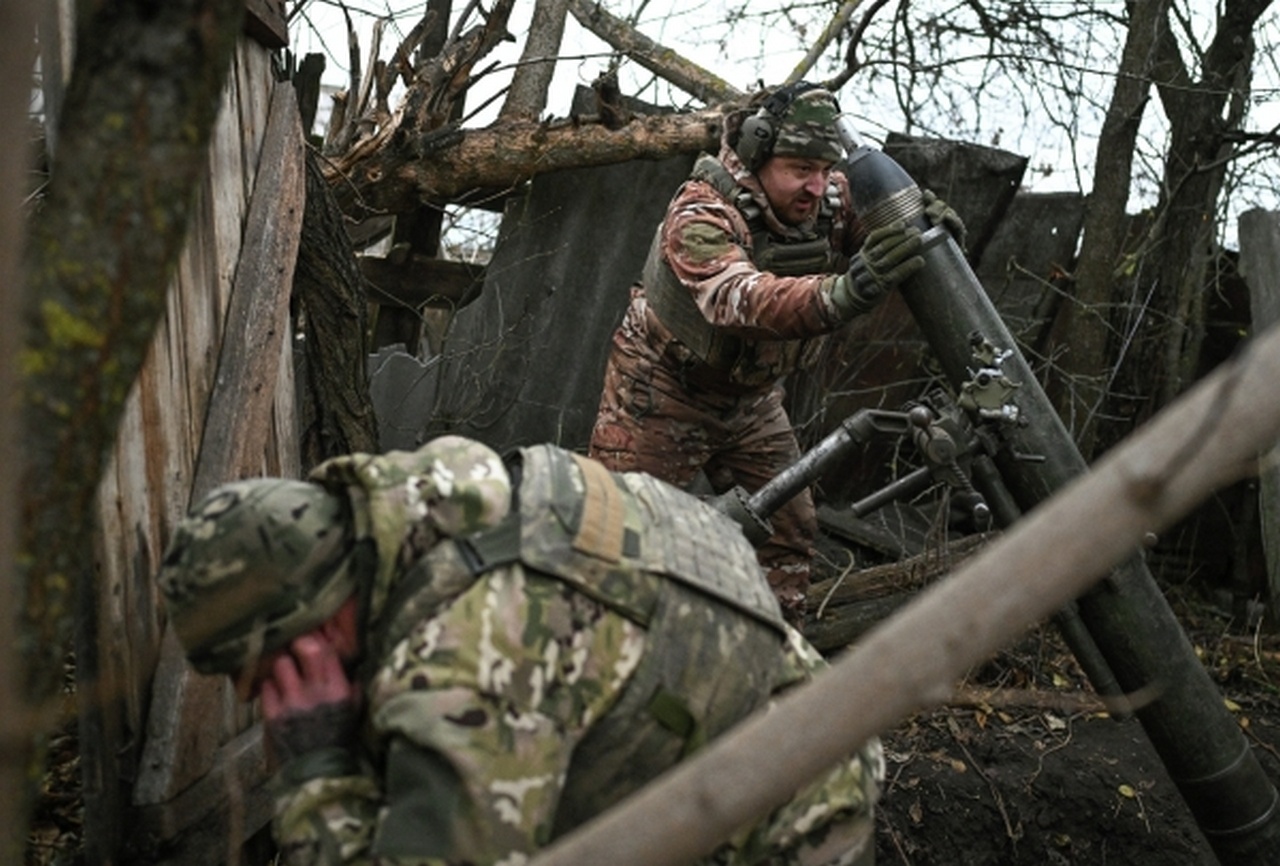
[83, 30, 302, 865]
[1238, 209, 1280, 607]
[135, 80, 305, 807]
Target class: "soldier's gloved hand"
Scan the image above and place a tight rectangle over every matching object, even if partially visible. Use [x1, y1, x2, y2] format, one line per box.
[826, 221, 924, 320]
[264, 699, 362, 766]
[921, 188, 966, 249]
[260, 633, 362, 767]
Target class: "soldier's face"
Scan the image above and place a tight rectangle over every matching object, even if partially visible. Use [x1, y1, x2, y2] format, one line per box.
[757, 156, 833, 226]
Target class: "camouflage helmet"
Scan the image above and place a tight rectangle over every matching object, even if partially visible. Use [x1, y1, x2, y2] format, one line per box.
[157, 478, 357, 677]
[736, 82, 843, 170]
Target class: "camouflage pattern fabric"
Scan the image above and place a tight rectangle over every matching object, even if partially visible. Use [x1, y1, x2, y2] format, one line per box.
[631, 143, 859, 392]
[770, 88, 845, 164]
[590, 356, 816, 620]
[589, 122, 871, 622]
[267, 437, 880, 865]
[308, 435, 511, 621]
[157, 478, 357, 676]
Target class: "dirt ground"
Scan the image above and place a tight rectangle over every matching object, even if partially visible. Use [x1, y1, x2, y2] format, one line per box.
[25, 578, 1280, 866]
[866, 597, 1280, 866]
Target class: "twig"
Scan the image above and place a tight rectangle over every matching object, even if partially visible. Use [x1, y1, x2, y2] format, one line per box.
[815, 547, 857, 620]
[1026, 712, 1080, 789]
[566, 0, 743, 105]
[951, 731, 1022, 845]
[787, 0, 867, 86]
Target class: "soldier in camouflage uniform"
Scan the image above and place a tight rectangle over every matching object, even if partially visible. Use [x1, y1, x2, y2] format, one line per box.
[158, 435, 884, 866]
[589, 82, 964, 623]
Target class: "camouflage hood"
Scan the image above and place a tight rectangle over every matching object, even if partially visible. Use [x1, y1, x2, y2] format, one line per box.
[308, 435, 513, 625]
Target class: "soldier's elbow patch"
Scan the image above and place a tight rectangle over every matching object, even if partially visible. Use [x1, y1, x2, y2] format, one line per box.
[370, 738, 464, 859]
[679, 223, 736, 264]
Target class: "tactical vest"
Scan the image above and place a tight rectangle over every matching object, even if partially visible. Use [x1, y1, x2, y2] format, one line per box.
[459, 443, 787, 630]
[376, 444, 804, 837]
[644, 153, 841, 371]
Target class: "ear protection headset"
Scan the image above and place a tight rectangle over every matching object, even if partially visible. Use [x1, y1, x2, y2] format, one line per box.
[734, 81, 834, 171]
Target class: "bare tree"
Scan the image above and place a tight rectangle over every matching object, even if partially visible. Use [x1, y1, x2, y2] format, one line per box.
[1094, 0, 1277, 450]
[1055, 0, 1174, 457]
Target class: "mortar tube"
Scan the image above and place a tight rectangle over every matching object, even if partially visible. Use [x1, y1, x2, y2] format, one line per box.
[840, 145, 1280, 862]
[971, 453, 1131, 719]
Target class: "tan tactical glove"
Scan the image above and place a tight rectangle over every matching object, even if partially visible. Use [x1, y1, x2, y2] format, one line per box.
[826, 221, 924, 320]
[922, 188, 967, 248]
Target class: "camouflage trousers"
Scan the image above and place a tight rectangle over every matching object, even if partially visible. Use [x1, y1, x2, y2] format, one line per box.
[337, 566, 878, 865]
[589, 349, 817, 622]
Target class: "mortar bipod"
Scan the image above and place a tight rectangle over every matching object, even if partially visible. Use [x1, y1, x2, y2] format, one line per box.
[712, 334, 1129, 720]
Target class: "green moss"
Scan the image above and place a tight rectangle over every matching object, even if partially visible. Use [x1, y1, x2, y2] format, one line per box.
[39, 299, 107, 351]
[18, 348, 49, 377]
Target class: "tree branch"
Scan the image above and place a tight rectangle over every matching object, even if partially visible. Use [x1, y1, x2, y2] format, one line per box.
[500, 0, 570, 120]
[786, 0, 868, 86]
[324, 107, 723, 218]
[296, 149, 381, 467]
[567, 0, 744, 105]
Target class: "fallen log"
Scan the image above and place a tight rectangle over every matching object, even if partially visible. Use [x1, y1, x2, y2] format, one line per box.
[805, 532, 994, 653]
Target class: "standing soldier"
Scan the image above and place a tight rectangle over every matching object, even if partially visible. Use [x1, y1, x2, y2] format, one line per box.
[589, 82, 964, 624]
[158, 435, 883, 865]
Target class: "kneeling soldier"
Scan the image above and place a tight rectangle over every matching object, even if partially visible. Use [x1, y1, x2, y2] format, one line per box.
[159, 435, 882, 865]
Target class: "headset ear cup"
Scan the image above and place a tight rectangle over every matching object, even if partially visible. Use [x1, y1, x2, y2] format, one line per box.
[736, 113, 775, 171]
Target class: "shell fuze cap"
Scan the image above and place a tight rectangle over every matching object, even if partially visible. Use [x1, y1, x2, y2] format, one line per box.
[158, 478, 357, 677]
[769, 85, 843, 163]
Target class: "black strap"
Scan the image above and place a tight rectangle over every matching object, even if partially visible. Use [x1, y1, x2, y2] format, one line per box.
[454, 513, 523, 577]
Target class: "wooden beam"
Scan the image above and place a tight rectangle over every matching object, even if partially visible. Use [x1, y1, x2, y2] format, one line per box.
[191, 84, 305, 502]
[132, 725, 272, 864]
[529, 313, 1280, 866]
[134, 82, 304, 809]
[361, 252, 485, 310]
[1238, 208, 1280, 607]
[243, 0, 287, 49]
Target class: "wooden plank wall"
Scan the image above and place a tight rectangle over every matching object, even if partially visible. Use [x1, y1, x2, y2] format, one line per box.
[81, 20, 297, 865]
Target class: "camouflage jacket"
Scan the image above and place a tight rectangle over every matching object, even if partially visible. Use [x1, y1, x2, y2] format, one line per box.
[616, 143, 865, 392]
[269, 437, 879, 865]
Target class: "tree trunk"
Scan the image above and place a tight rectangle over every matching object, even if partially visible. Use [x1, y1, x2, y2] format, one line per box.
[295, 148, 381, 468]
[318, 0, 740, 222]
[1149, 0, 1267, 405]
[1091, 0, 1272, 454]
[1053, 0, 1170, 459]
[16, 0, 243, 849]
[1, 4, 41, 860]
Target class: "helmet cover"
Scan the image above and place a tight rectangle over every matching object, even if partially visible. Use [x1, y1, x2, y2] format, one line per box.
[157, 478, 356, 676]
[771, 86, 843, 163]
